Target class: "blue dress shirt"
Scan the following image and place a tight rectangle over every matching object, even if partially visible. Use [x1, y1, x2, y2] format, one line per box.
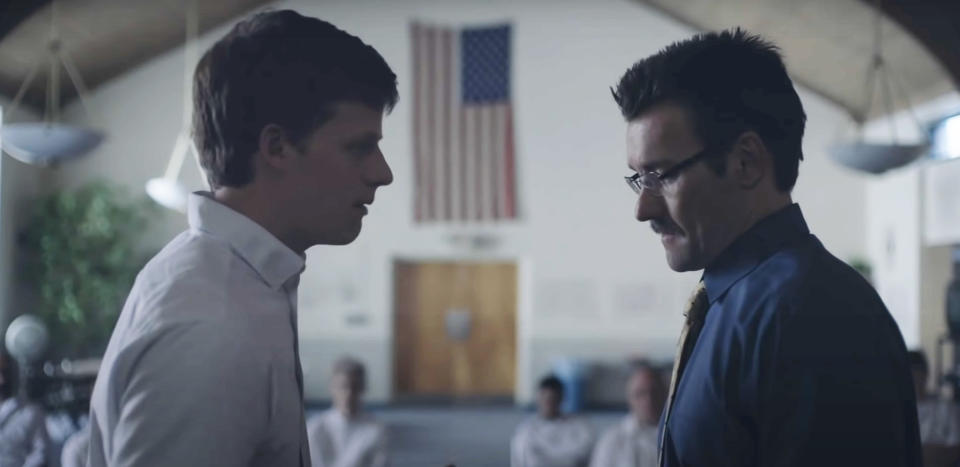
[658, 204, 922, 467]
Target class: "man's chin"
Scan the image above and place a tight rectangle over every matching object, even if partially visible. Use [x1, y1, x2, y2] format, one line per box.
[666, 259, 690, 272]
[317, 223, 362, 246]
[333, 228, 362, 245]
[666, 253, 709, 272]
[665, 249, 697, 272]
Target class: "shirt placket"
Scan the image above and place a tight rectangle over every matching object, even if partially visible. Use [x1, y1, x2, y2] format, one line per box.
[284, 278, 309, 467]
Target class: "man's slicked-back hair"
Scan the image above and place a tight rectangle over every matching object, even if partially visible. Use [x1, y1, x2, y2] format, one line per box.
[193, 10, 399, 189]
[612, 28, 806, 191]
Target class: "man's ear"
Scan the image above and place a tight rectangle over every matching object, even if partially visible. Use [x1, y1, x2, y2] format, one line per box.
[728, 131, 769, 189]
[256, 123, 297, 171]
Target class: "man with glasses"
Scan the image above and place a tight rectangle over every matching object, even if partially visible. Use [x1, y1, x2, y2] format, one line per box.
[612, 29, 921, 466]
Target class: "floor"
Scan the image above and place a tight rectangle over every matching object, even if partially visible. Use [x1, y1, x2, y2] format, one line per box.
[308, 406, 624, 467]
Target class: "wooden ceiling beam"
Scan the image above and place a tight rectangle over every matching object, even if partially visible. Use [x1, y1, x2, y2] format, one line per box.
[865, 0, 960, 92]
[0, 0, 51, 43]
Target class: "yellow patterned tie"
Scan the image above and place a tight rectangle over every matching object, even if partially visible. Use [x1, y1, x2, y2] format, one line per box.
[658, 282, 710, 467]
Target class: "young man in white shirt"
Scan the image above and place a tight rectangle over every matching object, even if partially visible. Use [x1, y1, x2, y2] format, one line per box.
[511, 375, 595, 467]
[87, 10, 397, 467]
[590, 360, 666, 467]
[308, 357, 387, 467]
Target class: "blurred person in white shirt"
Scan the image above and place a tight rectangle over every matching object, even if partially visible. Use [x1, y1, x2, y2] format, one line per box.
[308, 357, 387, 467]
[0, 352, 50, 467]
[909, 350, 960, 467]
[590, 360, 666, 467]
[512, 375, 594, 467]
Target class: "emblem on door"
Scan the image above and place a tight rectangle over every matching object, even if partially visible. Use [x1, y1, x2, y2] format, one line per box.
[444, 308, 472, 341]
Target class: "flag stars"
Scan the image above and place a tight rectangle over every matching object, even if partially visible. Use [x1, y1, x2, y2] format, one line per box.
[462, 25, 511, 103]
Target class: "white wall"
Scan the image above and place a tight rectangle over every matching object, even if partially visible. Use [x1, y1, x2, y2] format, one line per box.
[867, 167, 923, 347]
[864, 160, 955, 392]
[58, 0, 869, 403]
[862, 92, 960, 393]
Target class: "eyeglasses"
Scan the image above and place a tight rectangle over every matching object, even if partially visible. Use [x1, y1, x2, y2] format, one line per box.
[624, 148, 711, 197]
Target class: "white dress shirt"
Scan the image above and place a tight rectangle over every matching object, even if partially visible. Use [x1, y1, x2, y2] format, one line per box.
[589, 416, 658, 467]
[511, 415, 594, 467]
[307, 409, 387, 467]
[88, 192, 310, 467]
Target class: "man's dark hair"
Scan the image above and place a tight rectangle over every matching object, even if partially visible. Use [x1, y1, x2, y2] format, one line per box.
[538, 374, 565, 398]
[628, 358, 658, 373]
[907, 350, 929, 375]
[0, 354, 43, 401]
[612, 28, 806, 191]
[332, 355, 366, 391]
[0, 352, 12, 399]
[193, 10, 399, 189]
[629, 358, 665, 385]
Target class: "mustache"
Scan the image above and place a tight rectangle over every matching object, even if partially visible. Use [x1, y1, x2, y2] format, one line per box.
[650, 218, 682, 236]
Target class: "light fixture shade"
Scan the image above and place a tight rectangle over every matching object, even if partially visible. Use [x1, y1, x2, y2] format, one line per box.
[146, 177, 189, 212]
[828, 142, 928, 174]
[1, 122, 104, 165]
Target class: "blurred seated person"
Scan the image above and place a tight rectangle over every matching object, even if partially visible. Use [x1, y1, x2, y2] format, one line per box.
[910, 350, 960, 467]
[512, 375, 594, 467]
[61, 423, 90, 467]
[0, 352, 50, 467]
[590, 360, 666, 467]
[308, 357, 387, 467]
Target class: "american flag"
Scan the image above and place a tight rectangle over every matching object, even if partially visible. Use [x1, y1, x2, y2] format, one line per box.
[411, 22, 517, 223]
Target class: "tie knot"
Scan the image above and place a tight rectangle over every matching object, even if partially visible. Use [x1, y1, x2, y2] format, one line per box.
[683, 282, 709, 323]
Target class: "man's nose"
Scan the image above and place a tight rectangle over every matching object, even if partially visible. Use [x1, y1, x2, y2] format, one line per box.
[634, 188, 664, 222]
[369, 150, 394, 187]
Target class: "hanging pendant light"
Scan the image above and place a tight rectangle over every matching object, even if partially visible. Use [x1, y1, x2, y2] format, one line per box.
[828, 0, 929, 174]
[828, 141, 927, 174]
[1, 2, 104, 166]
[147, 0, 203, 212]
[2, 123, 103, 165]
[146, 133, 193, 212]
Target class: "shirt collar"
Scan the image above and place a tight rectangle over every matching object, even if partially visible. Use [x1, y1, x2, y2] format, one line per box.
[0, 398, 15, 419]
[187, 192, 305, 290]
[702, 203, 809, 304]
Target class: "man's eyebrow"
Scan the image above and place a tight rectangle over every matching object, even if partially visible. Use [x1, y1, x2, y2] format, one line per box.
[638, 159, 670, 173]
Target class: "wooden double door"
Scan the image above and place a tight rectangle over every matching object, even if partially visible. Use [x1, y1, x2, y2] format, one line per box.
[393, 260, 517, 398]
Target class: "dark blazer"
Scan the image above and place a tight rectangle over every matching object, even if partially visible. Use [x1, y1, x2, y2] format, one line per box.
[659, 204, 922, 467]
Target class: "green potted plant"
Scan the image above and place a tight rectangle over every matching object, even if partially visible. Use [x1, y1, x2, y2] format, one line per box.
[20, 181, 155, 358]
[847, 257, 873, 284]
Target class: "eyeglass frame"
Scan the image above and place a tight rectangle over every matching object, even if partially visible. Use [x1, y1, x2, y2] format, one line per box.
[624, 148, 712, 197]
